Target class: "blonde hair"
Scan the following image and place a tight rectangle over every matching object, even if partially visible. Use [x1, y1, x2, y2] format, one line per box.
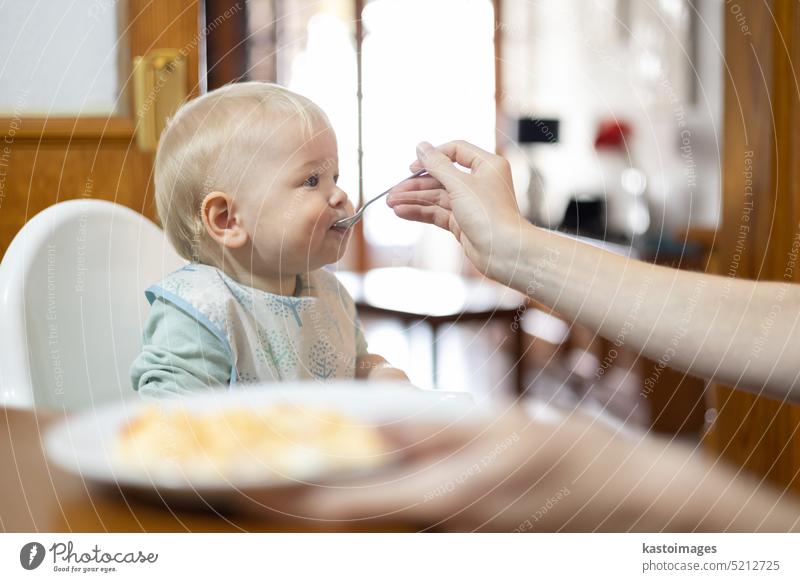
[154, 82, 329, 263]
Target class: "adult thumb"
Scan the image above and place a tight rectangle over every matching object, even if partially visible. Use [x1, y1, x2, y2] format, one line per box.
[415, 141, 467, 192]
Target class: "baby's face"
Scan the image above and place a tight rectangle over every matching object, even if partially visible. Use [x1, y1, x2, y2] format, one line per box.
[239, 119, 354, 274]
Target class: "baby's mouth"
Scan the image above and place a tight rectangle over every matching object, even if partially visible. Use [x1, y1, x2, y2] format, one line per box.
[329, 217, 349, 232]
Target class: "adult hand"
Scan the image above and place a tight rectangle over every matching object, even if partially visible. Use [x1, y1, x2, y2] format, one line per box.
[387, 141, 527, 278]
[286, 409, 800, 532]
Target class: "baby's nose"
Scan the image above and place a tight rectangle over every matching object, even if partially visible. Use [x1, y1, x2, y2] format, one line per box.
[329, 187, 348, 208]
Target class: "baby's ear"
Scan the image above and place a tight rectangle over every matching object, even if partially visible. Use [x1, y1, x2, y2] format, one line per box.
[200, 191, 249, 249]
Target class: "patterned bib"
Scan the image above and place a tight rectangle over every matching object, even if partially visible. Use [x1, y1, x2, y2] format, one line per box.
[145, 264, 362, 385]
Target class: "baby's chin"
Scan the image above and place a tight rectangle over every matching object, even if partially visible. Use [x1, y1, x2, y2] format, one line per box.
[305, 233, 351, 270]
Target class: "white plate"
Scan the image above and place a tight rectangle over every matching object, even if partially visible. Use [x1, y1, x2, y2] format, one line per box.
[44, 381, 478, 497]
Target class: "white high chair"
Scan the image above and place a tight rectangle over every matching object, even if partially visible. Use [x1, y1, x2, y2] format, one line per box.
[0, 200, 185, 410]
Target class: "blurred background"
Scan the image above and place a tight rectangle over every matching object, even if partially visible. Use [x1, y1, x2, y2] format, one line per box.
[0, 1, 727, 439]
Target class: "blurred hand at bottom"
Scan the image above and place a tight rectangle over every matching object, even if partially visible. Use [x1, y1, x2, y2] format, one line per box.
[287, 409, 722, 532]
[238, 408, 800, 532]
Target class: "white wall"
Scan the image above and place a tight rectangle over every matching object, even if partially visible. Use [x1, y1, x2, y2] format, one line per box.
[0, 0, 122, 116]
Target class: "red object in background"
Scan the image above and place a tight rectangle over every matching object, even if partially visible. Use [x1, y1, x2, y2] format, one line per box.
[594, 119, 632, 149]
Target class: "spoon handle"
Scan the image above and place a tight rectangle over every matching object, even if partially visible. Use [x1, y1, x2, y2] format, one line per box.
[334, 169, 428, 229]
[360, 168, 428, 213]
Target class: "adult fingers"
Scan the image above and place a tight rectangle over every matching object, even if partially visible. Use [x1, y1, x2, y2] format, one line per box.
[379, 417, 494, 456]
[413, 140, 499, 175]
[301, 448, 494, 523]
[235, 423, 479, 523]
[434, 140, 498, 173]
[390, 175, 444, 193]
[434, 141, 515, 200]
[387, 188, 451, 210]
[414, 141, 474, 192]
[392, 204, 453, 231]
[301, 414, 538, 524]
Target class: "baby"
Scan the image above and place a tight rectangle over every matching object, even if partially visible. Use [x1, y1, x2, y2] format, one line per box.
[131, 82, 408, 397]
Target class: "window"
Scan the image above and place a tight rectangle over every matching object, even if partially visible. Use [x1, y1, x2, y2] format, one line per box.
[360, 0, 495, 271]
[247, 0, 497, 272]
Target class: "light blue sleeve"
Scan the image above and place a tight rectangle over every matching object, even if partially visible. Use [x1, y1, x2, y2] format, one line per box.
[130, 297, 233, 398]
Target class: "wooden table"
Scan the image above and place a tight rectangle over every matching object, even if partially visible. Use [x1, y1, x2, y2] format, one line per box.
[338, 268, 528, 394]
[0, 407, 402, 532]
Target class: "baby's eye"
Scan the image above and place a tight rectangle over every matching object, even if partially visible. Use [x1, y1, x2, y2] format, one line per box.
[304, 175, 319, 188]
[333, 175, 339, 184]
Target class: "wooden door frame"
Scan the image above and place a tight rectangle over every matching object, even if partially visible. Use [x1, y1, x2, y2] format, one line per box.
[0, 1, 203, 258]
[205, 0, 250, 89]
[708, 0, 800, 491]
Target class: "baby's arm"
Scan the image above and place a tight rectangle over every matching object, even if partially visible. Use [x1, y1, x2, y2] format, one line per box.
[131, 297, 233, 397]
[353, 323, 409, 382]
[356, 353, 410, 382]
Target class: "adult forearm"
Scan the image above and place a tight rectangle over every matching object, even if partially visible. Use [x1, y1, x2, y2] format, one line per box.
[497, 225, 800, 402]
[629, 438, 800, 532]
[393, 140, 800, 399]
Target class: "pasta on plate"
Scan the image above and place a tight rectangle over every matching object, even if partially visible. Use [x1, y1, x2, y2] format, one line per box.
[116, 404, 388, 485]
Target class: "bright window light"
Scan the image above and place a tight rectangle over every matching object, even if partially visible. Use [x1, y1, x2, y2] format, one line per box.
[361, 0, 496, 261]
[287, 12, 359, 206]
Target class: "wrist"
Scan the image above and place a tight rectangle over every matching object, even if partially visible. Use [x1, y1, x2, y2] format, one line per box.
[482, 216, 530, 281]
[490, 223, 559, 296]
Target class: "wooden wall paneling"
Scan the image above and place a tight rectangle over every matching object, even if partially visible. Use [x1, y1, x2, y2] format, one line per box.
[786, 0, 800, 490]
[708, 0, 800, 492]
[127, 0, 202, 95]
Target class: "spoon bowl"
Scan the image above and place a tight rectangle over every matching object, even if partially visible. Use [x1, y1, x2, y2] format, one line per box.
[333, 169, 428, 230]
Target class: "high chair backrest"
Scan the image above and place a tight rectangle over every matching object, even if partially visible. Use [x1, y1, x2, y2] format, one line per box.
[0, 200, 185, 410]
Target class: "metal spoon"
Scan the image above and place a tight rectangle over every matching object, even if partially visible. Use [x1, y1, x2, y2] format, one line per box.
[332, 169, 428, 230]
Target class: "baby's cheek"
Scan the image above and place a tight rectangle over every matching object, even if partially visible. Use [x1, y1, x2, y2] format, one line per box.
[296, 212, 327, 244]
